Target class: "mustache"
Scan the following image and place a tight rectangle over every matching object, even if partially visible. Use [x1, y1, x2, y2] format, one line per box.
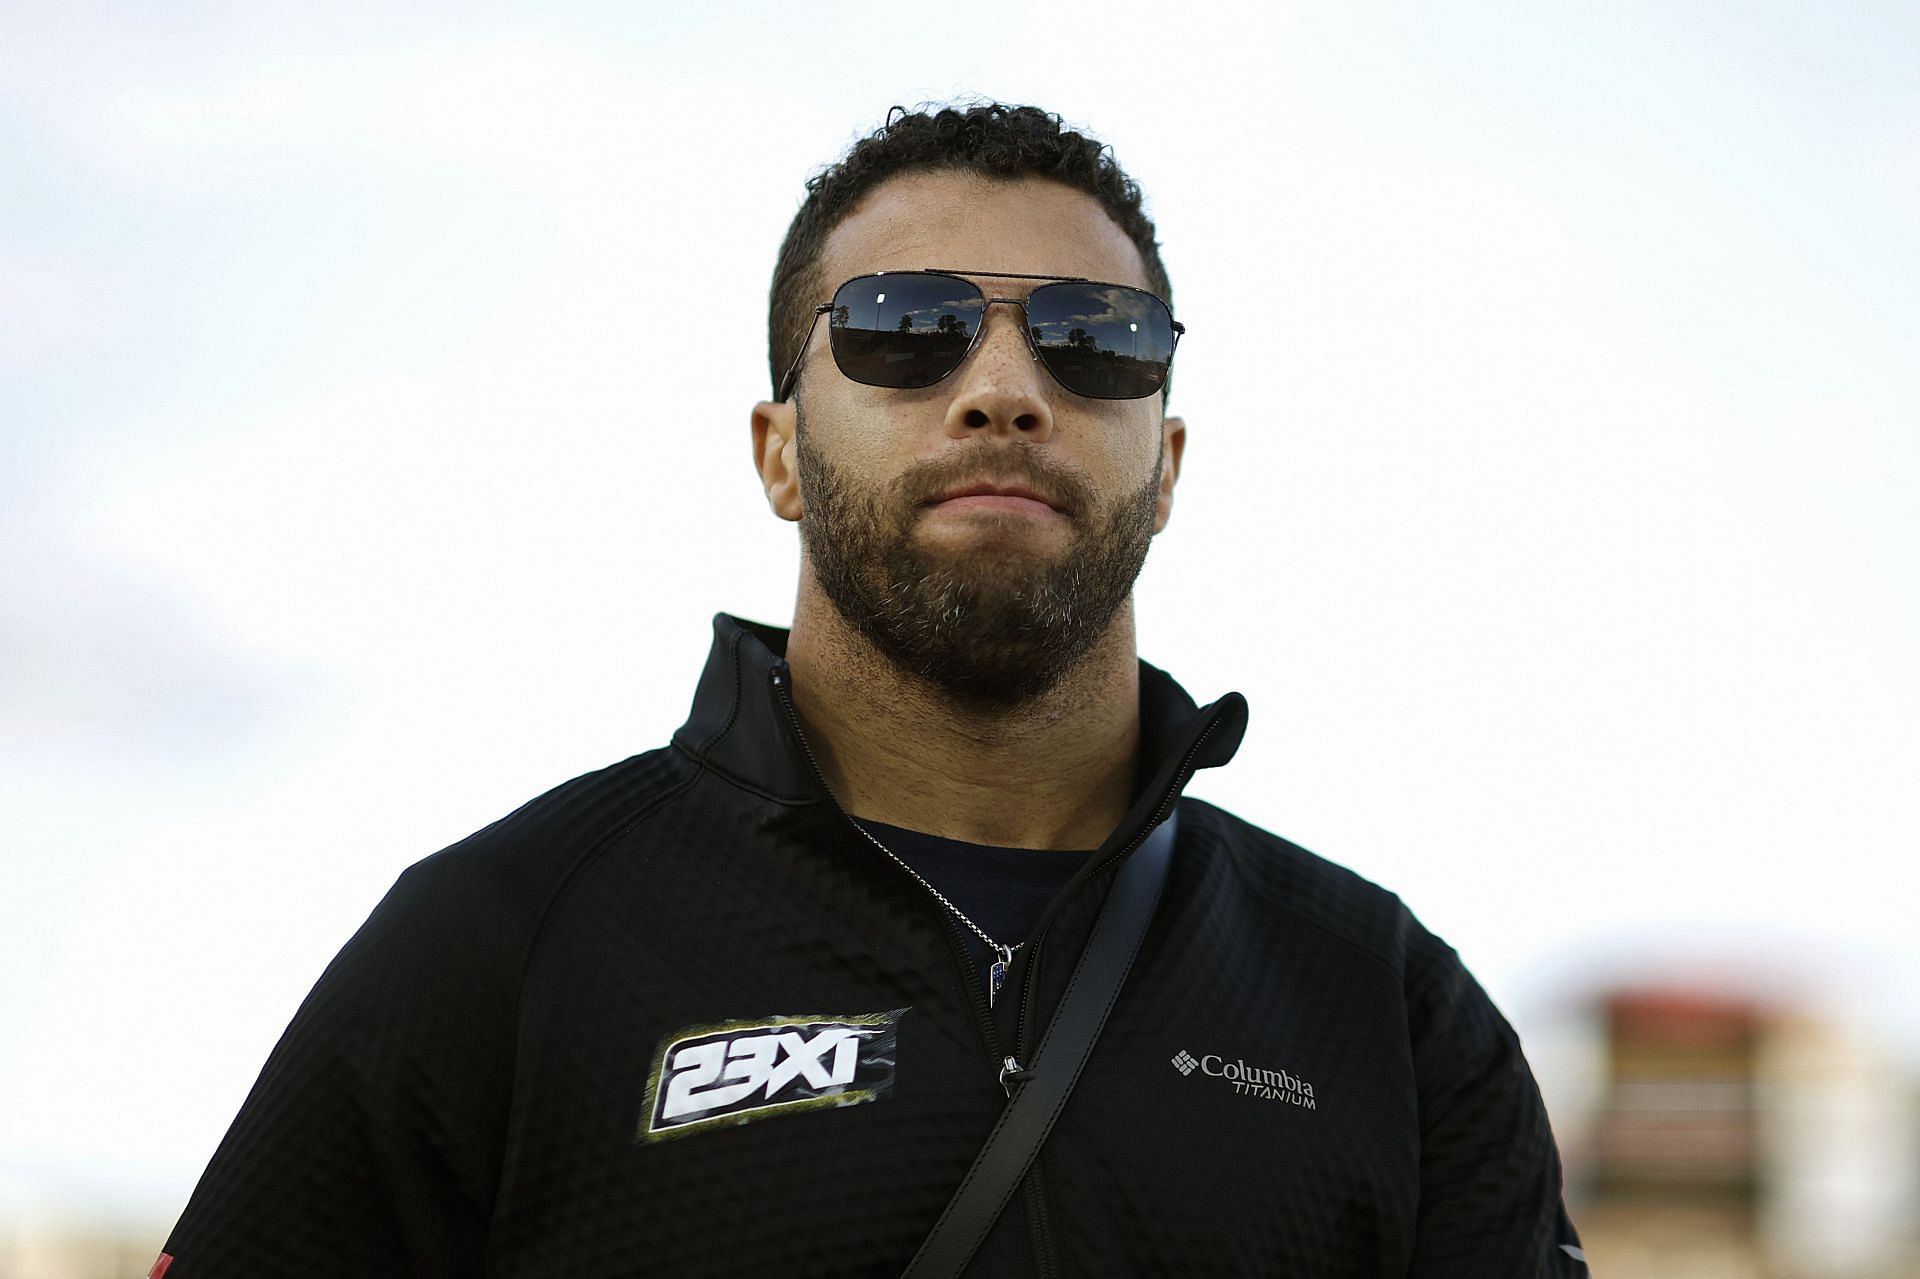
[890, 445, 1093, 517]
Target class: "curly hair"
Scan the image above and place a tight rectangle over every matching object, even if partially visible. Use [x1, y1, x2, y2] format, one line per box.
[766, 102, 1173, 399]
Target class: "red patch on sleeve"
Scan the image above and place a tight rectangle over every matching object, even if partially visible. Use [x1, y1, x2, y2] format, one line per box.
[147, 1254, 174, 1278]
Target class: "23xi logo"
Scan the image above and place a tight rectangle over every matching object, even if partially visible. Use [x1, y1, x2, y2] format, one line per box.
[640, 1010, 907, 1141]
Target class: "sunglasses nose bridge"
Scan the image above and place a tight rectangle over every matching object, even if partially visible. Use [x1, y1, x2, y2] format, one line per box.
[954, 299, 1051, 390]
[980, 296, 1041, 364]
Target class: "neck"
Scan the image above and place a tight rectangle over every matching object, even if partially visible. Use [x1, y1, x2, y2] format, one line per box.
[783, 578, 1141, 852]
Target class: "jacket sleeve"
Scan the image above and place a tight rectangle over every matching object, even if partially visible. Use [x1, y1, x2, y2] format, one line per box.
[159, 849, 522, 1278]
[1404, 924, 1588, 1277]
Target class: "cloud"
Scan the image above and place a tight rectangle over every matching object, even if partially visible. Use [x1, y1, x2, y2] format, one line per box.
[0, 532, 323, 765]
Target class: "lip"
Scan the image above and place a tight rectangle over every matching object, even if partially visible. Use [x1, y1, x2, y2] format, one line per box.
[926, 482, 1066, 515]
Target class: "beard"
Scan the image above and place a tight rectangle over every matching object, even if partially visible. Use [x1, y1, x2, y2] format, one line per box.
[794, 415, 1161, 706]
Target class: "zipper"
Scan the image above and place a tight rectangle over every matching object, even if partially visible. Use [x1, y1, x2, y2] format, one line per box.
[1011, 713, 1220, 1279]
[769, 665, 1003, 1064]
[1025, 1169, 1062, 1279]
[1012, 714, 1222, 1071]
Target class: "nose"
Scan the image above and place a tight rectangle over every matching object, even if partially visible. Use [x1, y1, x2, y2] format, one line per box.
[941, 302, 1054, 441]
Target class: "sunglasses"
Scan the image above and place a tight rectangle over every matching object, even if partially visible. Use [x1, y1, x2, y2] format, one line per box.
[776, 269, 1183, 403]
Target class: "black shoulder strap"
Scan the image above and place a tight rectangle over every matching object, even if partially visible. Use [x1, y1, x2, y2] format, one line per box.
[902, 811, 1180, 1279]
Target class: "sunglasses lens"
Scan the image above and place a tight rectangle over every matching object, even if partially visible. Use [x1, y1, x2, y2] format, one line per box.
[827, 273, 986, 389]
[1025, 283, 1176, 398]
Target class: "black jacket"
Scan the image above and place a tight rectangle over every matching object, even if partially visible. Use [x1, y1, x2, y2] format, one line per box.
[162, 614, 1585, 1277]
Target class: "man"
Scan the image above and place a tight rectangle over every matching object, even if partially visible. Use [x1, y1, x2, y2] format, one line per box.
[158, 103, 1584, 1276]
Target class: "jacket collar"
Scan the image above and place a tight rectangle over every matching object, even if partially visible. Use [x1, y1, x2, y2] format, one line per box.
[672, 613, 1247, 812]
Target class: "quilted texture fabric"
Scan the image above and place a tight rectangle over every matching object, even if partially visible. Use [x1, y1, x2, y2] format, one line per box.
[160, 614, 1584, 1277]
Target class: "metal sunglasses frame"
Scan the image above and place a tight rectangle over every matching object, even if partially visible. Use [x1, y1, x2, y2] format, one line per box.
[774, 268, 1185, 403]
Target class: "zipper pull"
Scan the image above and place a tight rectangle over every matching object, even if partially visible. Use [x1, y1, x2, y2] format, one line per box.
[999, 1054, 1033, 1097]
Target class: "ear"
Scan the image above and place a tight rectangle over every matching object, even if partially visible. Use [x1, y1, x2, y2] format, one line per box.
[751, 400, 804, 522]
[1153, 415, 1186, 533]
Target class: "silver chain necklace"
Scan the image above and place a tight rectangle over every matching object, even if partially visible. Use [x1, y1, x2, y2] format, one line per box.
[768, 668, 1025, 1006]
[849, 818, 1023, 1006]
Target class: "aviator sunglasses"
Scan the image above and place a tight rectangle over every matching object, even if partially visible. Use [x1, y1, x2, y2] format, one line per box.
[776, 269, 1184, 403]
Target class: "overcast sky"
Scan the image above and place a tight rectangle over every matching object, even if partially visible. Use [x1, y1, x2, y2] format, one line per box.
[3, 1, 1916, 1224]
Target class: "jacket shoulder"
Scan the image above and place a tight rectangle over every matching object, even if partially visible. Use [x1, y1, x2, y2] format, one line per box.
[322, 744, 704, 1023]
[1175, 796, 1425, 978]
[160, 745, 702, 1275]
[294, 743, 702, 1033]
[399, 743, 699, 916]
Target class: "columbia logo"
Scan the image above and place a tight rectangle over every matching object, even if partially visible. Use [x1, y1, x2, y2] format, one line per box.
[1168, 1047, 1320, 1111]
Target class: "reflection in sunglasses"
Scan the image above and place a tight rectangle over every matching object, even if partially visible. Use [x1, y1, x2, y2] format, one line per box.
[781, 269, 1180, 402]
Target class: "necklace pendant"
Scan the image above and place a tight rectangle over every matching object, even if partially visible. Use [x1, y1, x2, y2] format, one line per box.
[987, 943, 1015, 1008]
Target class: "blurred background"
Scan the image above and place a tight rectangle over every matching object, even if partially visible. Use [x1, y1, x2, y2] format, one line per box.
[3, 3, 1915, 1275]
